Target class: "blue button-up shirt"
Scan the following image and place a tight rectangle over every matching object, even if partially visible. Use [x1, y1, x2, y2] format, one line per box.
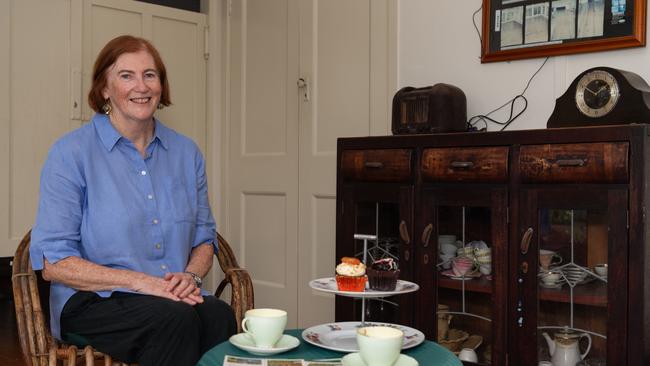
[30, 113, 216, 340]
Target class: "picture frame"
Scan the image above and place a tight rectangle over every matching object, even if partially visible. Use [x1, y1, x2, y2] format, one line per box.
[481, 0, 647, 62]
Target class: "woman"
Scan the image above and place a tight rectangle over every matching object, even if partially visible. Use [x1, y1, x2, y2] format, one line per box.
[30, 35, 236, 365]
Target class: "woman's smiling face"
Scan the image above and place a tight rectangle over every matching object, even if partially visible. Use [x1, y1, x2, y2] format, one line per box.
[102, 50, 162, 125]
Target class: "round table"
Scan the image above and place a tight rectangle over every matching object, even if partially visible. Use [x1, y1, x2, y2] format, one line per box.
[197, 329, 462, 366]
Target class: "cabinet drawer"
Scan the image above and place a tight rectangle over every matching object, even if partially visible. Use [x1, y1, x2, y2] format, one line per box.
[519, 142, 629, 183]
[341, 149, 413, 182]
[421, 147, 509, 182]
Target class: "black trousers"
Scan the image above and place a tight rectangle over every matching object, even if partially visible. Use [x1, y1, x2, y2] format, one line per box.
[60, 291, 237, 366]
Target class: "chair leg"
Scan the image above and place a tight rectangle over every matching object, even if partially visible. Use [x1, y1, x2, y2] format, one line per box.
[84, 346, 95, 365]
[49, 346, 57, 366]
[66, 345, 77, 365]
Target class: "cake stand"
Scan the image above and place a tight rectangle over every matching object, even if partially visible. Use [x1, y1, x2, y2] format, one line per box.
[304, 234, 423, 352]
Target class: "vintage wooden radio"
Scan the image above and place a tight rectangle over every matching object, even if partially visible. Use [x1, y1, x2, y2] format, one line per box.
[391, 83, 467, 135]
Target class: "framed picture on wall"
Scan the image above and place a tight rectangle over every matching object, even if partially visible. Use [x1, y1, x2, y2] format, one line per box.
[481, 0, 646, 62]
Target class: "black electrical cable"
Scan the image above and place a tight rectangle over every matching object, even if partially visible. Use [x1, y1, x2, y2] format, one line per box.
[469, 4, 550, 131]
[467, 56, 549, 132]
[472, 5, 483, 56]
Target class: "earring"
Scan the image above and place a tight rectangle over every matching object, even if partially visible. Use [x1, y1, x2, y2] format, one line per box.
[102, 100, 112, 115]
[157, 103, 164, 110]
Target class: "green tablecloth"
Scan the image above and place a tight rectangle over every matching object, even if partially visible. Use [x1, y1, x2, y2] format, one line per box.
[197, 329, 462, 366]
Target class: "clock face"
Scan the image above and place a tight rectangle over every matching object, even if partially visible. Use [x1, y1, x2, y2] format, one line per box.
[575, 70, 620, 118]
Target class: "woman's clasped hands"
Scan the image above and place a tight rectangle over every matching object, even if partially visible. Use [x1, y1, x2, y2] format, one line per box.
[133, 272, 204, 305]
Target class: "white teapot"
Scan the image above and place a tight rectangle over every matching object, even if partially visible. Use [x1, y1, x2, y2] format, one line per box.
[542, 328, 592, 366]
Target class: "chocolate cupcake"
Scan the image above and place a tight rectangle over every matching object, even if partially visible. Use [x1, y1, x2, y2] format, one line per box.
[367, 258, 400, 291]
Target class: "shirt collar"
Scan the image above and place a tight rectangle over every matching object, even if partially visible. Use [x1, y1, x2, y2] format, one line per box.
[92, 113, 169, 151]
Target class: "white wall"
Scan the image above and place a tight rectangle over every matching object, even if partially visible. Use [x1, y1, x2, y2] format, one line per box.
[398, 0, 650, 131]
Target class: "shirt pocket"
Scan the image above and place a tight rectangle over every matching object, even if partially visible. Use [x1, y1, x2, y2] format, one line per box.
[165, 179, 197, 223]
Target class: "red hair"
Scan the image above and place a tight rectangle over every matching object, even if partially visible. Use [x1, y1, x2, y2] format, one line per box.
[88, 35, 171, 112]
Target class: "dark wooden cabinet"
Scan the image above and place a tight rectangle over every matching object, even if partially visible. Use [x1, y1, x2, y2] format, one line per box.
[336, 125, 650, 366]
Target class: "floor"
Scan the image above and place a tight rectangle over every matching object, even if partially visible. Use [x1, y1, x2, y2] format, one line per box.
[0, 299, 25, 366]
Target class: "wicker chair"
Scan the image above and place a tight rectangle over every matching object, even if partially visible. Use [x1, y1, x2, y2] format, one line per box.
[12, 230, 254, 366]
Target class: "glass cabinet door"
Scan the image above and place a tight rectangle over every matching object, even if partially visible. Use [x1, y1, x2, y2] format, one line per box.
[419, 187, 507, 366]
[515, 188, 627, 366]
[336, 185, 414, 325]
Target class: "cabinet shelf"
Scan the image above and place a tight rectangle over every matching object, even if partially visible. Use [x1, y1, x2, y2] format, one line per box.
[539, 280, 607, 307]
[437, 276, 607, 307]
[438, 276, 493, 294]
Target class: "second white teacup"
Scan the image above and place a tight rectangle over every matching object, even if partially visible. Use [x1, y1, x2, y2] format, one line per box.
[594, 263, 608, 277]
[241, 308, 287, 348]
[458, 348, 478, 363]
[541, 271, 561, 285]
[357, 326, 403, 366]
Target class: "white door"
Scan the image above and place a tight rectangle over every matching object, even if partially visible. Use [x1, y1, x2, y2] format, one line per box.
[81, 0, 208, 152]
[224, 0, 393, 328]
[296, 0, 394, 327]
[225, 0, 301, 322]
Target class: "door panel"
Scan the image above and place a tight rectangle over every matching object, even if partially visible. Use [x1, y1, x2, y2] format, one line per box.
[226, 0, 392, 327]
[0, 0, 72, 256]
[419, 187, 508, 366]
[514, 187, 627, 366]
[297, 0, 391, 327]
[226, 0, 300, 323]
[336, 185, 414, 325]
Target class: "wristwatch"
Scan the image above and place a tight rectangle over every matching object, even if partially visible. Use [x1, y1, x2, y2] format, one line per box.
[185, 271, 203, 288]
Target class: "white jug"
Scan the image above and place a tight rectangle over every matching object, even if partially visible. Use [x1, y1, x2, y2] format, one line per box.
[542, 328, 592, 366]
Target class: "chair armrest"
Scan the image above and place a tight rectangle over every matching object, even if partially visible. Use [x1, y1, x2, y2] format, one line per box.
[214, 268, 254, 332]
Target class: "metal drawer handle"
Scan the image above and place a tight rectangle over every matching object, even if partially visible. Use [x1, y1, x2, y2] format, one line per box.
[364, 161, 384, 168]
[399, 220, 410, 245]
[421, 223, 433, 248]
[520, 227, 533, 255]
[450, 161, 474, 169]
[556, 159, 585, 167]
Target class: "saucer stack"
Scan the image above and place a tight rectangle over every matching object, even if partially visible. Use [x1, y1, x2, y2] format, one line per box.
[562, 267, 588, 285]
[539, 271, 563, 288]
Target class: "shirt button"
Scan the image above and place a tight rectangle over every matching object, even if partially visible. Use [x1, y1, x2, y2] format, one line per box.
[155, 243, 161, 249]
[147, 194, 154, 200]
[161, 264, 167, 270]
[141, 170, 147, 176]
[152, 219, 159, 224]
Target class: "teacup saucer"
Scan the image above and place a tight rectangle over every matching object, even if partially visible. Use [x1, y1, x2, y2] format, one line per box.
[229, 333, 300, 356]
[539, 281, 563, 289]
[341, 353, 418, 366]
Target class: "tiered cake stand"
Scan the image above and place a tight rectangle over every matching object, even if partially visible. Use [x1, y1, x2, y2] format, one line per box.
[303, 234, 424, 352]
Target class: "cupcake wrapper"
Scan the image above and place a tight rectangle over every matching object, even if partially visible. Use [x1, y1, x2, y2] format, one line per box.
[367, 268, 400, 291]
[336, 275, 367, 291]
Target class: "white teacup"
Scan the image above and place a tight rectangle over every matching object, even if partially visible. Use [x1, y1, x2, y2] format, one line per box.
[357, 326, 403, 366]
[241, 308, 287, 348]
[439, 253, 454, 269]
[440, 242, 458, 255]
[539, 249, 562, 270]
[541, 271, 561, 285]
[594, 263, 608, 277]
[458, 348, 478, 362]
